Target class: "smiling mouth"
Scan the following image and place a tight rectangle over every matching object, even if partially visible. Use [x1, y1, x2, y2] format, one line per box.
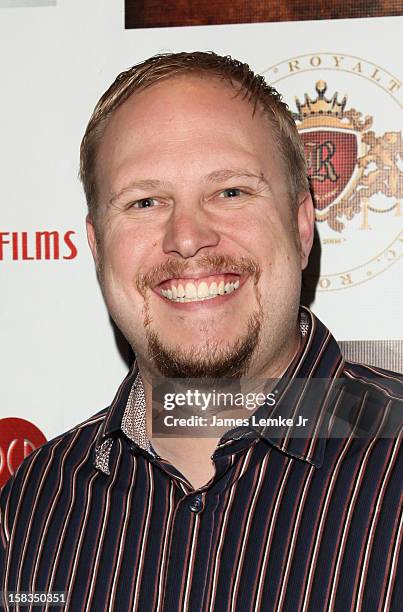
[157, 274, 242, 303]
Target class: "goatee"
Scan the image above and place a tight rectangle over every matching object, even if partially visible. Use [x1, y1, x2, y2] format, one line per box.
[146, 310, 262, 378]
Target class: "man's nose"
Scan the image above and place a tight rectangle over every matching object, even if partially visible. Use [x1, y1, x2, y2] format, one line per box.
[162, 204, 220, 258]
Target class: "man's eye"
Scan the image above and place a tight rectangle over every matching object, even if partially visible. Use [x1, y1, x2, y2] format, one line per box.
[220, 188, 243, 198]
[132, 198, 156, 209]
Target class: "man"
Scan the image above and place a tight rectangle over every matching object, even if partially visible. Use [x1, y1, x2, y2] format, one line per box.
[0, 52, 401, 611]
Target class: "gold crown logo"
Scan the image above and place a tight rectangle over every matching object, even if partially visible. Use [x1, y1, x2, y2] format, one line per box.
[293, 81, 372, 132]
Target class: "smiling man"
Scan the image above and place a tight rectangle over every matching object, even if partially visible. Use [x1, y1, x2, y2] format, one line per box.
[1, 52, 402, 611]
[87, 67, 312, 385]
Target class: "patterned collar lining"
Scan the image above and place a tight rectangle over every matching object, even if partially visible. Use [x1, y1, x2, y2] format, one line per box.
[121, 372, 151, 452]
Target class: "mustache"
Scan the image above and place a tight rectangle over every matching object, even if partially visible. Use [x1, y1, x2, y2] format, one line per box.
[136, 254, 261, 295]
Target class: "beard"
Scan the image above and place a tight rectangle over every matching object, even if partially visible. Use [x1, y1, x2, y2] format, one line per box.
[145, 309, 262, 378]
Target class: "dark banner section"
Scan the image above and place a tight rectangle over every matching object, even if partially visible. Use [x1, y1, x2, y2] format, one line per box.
[125, 0, 403, 29]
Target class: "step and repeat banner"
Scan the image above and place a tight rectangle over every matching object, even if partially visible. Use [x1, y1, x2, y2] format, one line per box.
[0, 0, 402, 486]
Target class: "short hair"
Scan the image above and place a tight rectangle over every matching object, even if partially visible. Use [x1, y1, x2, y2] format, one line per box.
[79, 51, 309, 223]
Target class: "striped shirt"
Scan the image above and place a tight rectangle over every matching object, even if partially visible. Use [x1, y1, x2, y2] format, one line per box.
[0, 307, 402, 611]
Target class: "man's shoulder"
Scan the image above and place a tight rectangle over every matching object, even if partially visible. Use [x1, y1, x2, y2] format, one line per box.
[341, 359, 403, 401]
[0, 406, 110, 510]
[336, 360, 403, 440]
[27, 404, 110, 463]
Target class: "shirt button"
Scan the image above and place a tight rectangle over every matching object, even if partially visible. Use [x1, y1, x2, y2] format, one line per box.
[189, 494, 203, 513]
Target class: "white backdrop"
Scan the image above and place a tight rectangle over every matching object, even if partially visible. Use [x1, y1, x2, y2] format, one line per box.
[0, 2, 401, 474]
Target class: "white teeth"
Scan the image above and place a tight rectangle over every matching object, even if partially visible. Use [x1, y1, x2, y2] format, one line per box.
[185, 282, 197, 299]
[161, 278, 241, 302]
[197, 281, 209, 298]
[209, 281, 218, 296]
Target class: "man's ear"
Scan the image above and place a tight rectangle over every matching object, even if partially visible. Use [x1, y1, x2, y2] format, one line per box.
[86, 214, 99, 267]
[297, 192, 315, 270]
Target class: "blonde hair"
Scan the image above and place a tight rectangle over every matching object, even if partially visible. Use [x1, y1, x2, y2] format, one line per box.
[79, 51, 308, 222]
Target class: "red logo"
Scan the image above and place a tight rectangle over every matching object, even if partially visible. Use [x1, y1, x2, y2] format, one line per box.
[0, 418, 47, 487]
[301, 130, 358, 210]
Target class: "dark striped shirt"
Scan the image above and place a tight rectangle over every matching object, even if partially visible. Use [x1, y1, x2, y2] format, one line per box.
[0, 307, 402, 611]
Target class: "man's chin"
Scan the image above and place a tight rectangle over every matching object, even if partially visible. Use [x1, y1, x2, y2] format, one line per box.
[145, 312, 261, 379]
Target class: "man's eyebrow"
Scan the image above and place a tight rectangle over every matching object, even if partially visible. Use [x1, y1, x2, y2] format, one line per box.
[109, 179, 171, 204]
[109, 169, 270, 204]
[204, 168, 270, 187]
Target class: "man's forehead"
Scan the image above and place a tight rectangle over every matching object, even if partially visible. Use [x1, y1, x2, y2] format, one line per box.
[98, 75, 275, 173]
[104, 71, 262, 132]
[95, 72, 283, 203]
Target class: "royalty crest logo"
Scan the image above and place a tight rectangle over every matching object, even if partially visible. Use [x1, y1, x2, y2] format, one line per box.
[263, 53, 402, 290]
[293, 80, 400, 232]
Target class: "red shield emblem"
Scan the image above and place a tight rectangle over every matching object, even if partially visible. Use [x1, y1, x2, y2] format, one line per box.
[300, 130, 358, 210]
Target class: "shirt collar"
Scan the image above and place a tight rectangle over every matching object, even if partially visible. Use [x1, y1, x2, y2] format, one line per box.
[235, 307, 346, 468]
[94, 307, 345, 472]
